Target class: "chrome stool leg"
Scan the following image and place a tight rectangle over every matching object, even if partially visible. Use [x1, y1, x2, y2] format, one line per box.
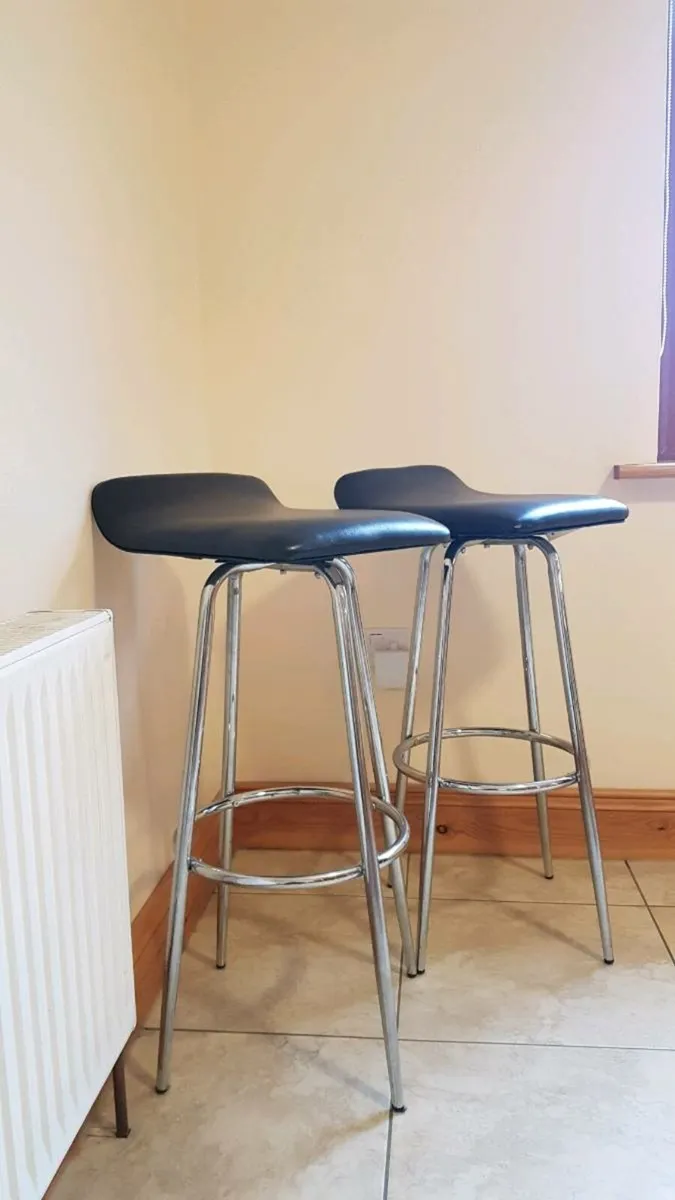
[329, 563, 406, 1111]
[417, 547, 457, 974]
[394, 546, 435, 816]
[216, 575, 242, 969]
[156, 565, 226, 1093]
[343, 565, 417, 978]
[397, 537, 613, 971]
[156, 558, 410, 1108]
[514, 545, 554, 880]
[535, 539, 614, 963]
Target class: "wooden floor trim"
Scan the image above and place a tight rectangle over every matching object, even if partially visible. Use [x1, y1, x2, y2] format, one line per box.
[131, 815, 218, 1023]
[230, 783, 675, 860]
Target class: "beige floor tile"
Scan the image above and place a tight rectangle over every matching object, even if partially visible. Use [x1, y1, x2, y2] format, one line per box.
[146, 893, 402, 1037]
[388, 1040, 675, 1200]
[627, 861, 675, 907]
[408, 854, 641, 905]
[399, 901, 675, 1048]
[231, 847, 373, 895]
[50, 1031, 391, 1200]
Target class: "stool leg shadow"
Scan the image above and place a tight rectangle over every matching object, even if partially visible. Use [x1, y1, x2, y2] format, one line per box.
[112, 1051, 130, 1138]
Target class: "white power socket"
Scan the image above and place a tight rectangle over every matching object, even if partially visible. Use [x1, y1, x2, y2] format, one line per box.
[367, 628, 410, 690]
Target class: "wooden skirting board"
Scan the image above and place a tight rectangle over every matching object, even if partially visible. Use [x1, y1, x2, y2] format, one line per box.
[132, 818, 220, 1023]
[130, 783, 675, 1024]
[230, 782, 675, 860]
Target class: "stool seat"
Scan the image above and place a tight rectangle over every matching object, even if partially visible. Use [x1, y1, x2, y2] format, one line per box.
[92, 473, 448, 562]
[334, 465, 628, 540]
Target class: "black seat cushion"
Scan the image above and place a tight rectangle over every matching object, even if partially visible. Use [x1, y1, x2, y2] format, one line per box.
[91, 473, 449, 562]
[334, 465, 628, 540]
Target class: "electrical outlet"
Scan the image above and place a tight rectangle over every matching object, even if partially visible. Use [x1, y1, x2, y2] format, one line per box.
[367, 628, 410, 689]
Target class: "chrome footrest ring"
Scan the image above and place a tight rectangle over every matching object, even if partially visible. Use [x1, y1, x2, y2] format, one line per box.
[393, 726, 578, 796]
[188, 785, 409, 890]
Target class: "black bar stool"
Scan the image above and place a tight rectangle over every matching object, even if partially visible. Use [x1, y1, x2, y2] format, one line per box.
[334, 465, 628, 973]
[92, 472, 449, 1112]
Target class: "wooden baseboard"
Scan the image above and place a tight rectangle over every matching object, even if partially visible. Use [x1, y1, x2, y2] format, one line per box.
[131, 816, 218, 1023]
[230, 783, 675, 860]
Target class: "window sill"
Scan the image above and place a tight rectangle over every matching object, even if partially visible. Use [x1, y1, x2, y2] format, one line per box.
[613, 462, 675, 479]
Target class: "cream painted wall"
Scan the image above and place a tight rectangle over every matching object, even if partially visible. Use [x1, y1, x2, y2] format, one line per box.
[193, 0, 675, 790]
[0, 2, 216, 914]
[2, 2, 673, 927]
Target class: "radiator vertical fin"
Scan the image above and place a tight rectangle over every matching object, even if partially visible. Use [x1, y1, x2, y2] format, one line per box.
[0, 612, 135, 1200]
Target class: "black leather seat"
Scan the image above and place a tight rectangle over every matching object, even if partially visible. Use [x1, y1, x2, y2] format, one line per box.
[334, 465, 628, 540]
[91, 472, 449, 562]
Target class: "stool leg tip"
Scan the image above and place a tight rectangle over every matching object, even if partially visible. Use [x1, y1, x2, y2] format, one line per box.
[155, 1084, 170, 1096]
[604, 956, 615, 966]
[406, 969, 417, 979]
[391, 1103, 407, 1114]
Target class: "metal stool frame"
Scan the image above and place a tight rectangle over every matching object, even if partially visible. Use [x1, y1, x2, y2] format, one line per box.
[394, 536, 613, 974]
[156, 556, 413, 1112]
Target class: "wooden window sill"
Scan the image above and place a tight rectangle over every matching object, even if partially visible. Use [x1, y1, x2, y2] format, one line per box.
[613, 462, 675, 479]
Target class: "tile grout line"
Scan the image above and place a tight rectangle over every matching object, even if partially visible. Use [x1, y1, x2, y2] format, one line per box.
[625, 861, 675, 968]
[381, 1110, 394, 1200]
[223, 892, 646, 909]
[622, 858, 650, 907]
[405, 896, 646, 908]
[138, 1024, 675, 1054]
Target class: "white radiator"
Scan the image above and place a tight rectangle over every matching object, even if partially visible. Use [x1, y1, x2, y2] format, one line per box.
[0, 611, 136, 1200]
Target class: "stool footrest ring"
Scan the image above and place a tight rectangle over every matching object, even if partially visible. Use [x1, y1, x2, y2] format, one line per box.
[393, 726, 578, 797]
[188, 785, 409, 890]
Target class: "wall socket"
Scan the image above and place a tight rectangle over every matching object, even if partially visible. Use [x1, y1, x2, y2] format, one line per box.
[367, 628, 410, 690]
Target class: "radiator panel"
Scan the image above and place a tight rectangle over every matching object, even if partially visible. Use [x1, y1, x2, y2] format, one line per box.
[0, 612, 135, 1200]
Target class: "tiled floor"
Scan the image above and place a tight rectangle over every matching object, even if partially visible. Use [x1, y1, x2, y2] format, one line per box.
[53, 852, 675, 1199]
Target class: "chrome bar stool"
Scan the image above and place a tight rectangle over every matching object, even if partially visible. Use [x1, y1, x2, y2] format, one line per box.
[92, 472, 448, 1112]
[335, 465, 628, 973]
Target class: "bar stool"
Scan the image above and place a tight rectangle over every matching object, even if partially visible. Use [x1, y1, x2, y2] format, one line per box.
[92, 472, 449, 1111]
[334, 465, 628, 973]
